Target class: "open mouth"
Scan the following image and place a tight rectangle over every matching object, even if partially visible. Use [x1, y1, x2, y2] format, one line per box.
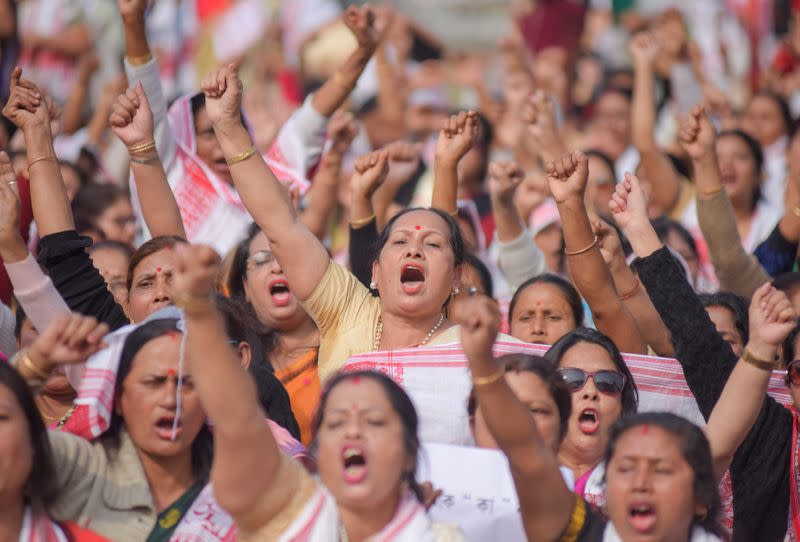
[628, 503, 657, 533]
[212, 158, 230, 174]
[577, 408, 599, 435]
[342, 445, 368, 484]
[154, 416, 181, 440]
[400, 264, 425, 294]
[269, 279, 292, 307]
[720, 173, 736, 186]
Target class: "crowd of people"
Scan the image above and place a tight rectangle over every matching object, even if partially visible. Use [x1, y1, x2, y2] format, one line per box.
[2, 0, 800, 540]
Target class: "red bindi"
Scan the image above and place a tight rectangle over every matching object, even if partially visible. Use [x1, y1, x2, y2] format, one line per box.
[168, 368, 176, 377]
[156, 267, 162, 273]
[351, 375, 361, 384]
[415, 225, 421, 230]
[641, 424, 650, 435]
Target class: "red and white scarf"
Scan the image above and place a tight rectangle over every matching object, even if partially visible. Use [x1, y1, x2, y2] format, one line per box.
[139, 92, 312, 255]
[788, 409, 800, 541]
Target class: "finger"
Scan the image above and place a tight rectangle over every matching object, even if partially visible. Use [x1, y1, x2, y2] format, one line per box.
[86, 321, 110, 345]
[125, 86, 140, 108]
[456, 110, 467, 132]
[116, 93, 137, 114]
[11, 94, 40, 113]
[111, 103, 133, 124]
[59, 313, 85, 344]
[217, 69, 228, 95]
[69, 316, 101, 348]
[9, 66, 21, 88]
[751, 282, 773, 307]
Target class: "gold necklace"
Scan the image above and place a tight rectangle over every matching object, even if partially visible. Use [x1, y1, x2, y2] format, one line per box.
[373, 313, 445, 351]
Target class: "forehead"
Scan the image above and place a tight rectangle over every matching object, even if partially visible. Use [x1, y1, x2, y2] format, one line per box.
[390, 211, 450, 237]
[516, 283, 572, 312]
[612, 426, 685, 462]
[126, 334, 186, 377]
[133, 248, 177, 277]
[596, 92, 629, 111]
[705, 305, 736, 331]
[716, 135, 751, 156]
[460, 263, 482, 287]
[748, 95, 781, 114]
[91, 247, 130, 271]
[558, 341, 617, 372]
[325, 377, 395, 412]
[248, 231, 271, 253]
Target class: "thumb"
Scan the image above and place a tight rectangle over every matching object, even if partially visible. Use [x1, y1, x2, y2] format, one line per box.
[225, 63, 240, 89]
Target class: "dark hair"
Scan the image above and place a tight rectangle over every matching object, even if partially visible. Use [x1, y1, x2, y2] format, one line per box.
[72, 183, 129, 226]
[88, 239, 135, 260]
[0, 362, 59, 507]
[214, 295, 300, 439]
[372, 207, 465, 268]
[58, 159, 89, 191]
[462, 253, 493, 299]
[467, 354, 572, 443]
[717, 129, 764, 211]
[652, 216, 699, 262]
[127, 235, 188, 290]
[545, 327, 638, 416]
[227, 222, 261, 300]
[311, 370, 424, 502]
[190, 93, 206, 117]
[596, 85, 633, 104]
[783, 323, 800, 365]
[14, 303, 27, 340]
[604, 412, 725, 538]
[509, 274, 584, 329]
[698, 292, 749, 345]
[106, 318, 213, 481]
[751, 90, 794, 138]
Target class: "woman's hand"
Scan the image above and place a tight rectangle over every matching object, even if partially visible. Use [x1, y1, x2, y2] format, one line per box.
[609, 172, 648, 232]
[456, 295, 501, 366]
[434, 110, 479, 168]
[2, 67, 49, 134]
[343, 4, 384, 52]
[488, 161, 525, 207]
[0, 151, 21, 245]
[594, 218, 624, 268]
[746, 283, 797, 360]
[117, 0, 147, 26]
[201, 64, 244, 133]
[629, 31, 660, 68]
[110, 82, 154, 148]
[26, 313, 109, 374]
[327, 110, 359, 156]
[171, 244, 221, 303]
[545, 151, 588, 204]
[419, 481, 444, 511]
[678, 105, 716, 162]
[384, 140, 421, 185]
[521, 91, 565, 162]
[351, 149, 390, 200]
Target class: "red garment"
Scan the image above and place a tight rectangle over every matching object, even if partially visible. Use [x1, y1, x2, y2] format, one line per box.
[63, 522, 111, 541]
[772, 42, 800, 75]
[516, 0, 586, 57]
[0, 175, 34, 305]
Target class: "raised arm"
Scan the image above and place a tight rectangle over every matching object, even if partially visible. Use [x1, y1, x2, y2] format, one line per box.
[171, 244, 300, 529]
[489, 161, 547, 287]
[630, 32, 682, 214]
[202, 65, 329, 301]
[457, 296, 574, 541]
[372, 141, 420, 229]
[300, 111, 357, 240]
[118, 0, 177, 171]
[0, 152, 28, 264]
[521, 91, 567, 165]
[706, 284, 796, 479]
[109, 83, 186, 238]
[432, 111, 479, 215]
[594, 218, 673, 356]
[2, 68, 74, 237]
[612, 172, 738, 417]
[310, 5, 382, 117]
[547, 152, 646, 354]
[680, 105, 769, 296]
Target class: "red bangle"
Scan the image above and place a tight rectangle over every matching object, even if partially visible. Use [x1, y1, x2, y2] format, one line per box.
[619, 279, 642, 301]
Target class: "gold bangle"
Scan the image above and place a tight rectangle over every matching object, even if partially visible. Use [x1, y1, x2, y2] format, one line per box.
[742, 348, 779, 371]
[350, 214, 376, 228]
[21, 351, 50, 380]
[564, 235, 598, 256]
[561, 495, 588, 542]
[472, 369, 505, 387]
[225, 146, 257, 166]
[174, 293, 216, 316]
[28, 156, 58, 169]
[128, 140, 156, 154]
[126, 52, 153, 66]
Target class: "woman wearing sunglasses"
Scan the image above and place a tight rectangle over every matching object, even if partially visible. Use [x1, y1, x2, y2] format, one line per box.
[544, 327, 638, 509]
[612, 171, 800, 541]
[458, 295, 727, 542]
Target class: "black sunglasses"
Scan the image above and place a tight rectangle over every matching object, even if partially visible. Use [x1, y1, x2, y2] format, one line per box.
[786, 360, 800, 386]
[558, 367, 626, 395]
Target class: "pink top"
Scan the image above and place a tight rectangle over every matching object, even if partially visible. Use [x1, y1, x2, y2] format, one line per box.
[5, 253, 71, 331]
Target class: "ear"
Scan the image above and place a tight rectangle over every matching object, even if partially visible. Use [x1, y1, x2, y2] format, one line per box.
[238, 341, 252, 369]
[452, 263, 463, 289]
[371, 259, 380, 289]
